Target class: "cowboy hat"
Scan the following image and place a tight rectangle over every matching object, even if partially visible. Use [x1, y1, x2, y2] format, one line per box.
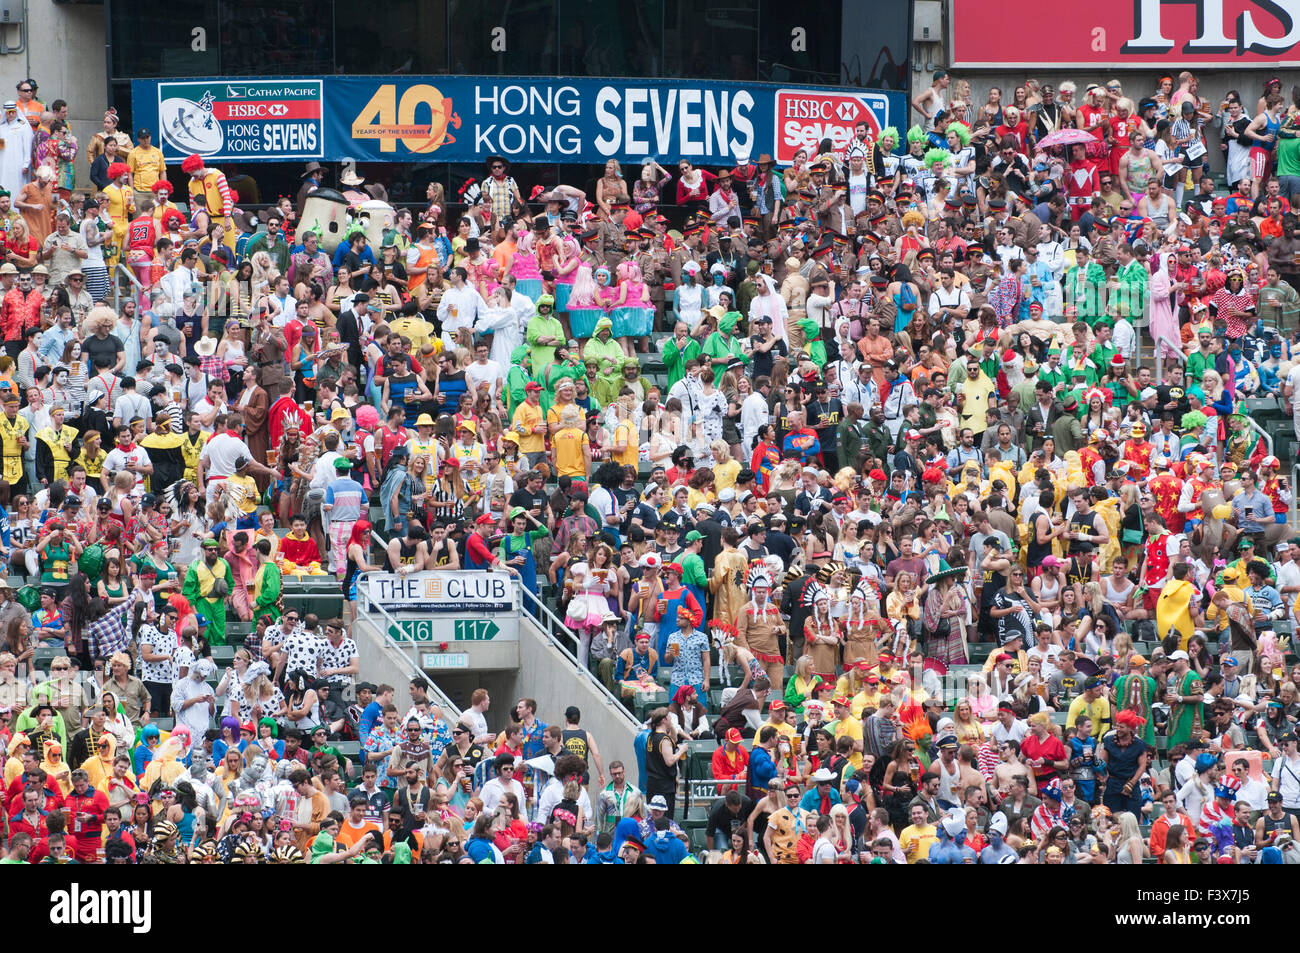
[299, 161, 325, 179]
[340, 169, 365, 187]
[193, 336, 218, 357]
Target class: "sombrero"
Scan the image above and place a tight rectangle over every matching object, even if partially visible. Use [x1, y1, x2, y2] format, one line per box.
[926, 566, 968, 586]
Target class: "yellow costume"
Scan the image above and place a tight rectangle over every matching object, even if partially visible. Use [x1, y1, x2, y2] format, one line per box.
[140, 734, 186, 790]
[1155, 578, 1197, 651]
[103, 182, 134, 268]
[80, 732, 117, 788]
[1093, 496, 1122, 573]
[0, 412, 28, 485]
[187, 169, 237, 252]
[35, 423, 78, 483]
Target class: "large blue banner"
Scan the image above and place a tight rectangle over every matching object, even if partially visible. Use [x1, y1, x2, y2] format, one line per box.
[132, 76, 905, 166]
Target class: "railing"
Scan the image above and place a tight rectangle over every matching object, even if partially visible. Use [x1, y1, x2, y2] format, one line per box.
[355, 567, 462, 722]
[111, 261, 144, 315]
[516, 585, 643, 733]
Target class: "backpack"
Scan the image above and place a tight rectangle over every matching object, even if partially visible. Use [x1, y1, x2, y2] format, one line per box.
[899, 282, 917, 314]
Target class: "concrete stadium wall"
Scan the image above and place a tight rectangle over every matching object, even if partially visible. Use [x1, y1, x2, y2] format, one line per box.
[0, 0, 108, 190]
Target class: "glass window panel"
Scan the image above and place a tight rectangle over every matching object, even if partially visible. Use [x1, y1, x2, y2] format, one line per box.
[447, 0, 558, 76]
[219, 0, 333, 77]
[758, 0, 840, 86]
[840, 0, 910, 90]
[334, 0, 448, 75]
[111, 0, 219, 79]
[556, 0, 664, 77]
[664, 0, 757, 81]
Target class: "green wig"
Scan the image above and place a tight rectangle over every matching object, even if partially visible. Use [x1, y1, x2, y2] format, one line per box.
[906, 125, 928, 145]
[924, 147, 951, 170]
[879, 126, 900, 147]
[1180, 410, 1208, 432]
[945, 121, 972, 147]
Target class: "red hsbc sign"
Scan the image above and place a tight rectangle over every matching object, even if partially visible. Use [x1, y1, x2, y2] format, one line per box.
[950, 0, 1300, 67]
[774, 88, 888, 163]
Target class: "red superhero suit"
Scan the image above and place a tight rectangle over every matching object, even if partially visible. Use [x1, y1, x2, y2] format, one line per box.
[1066, 159, 1100, 222]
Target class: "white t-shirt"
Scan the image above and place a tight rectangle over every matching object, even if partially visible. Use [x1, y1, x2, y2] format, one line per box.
[199, 432, 254, 480]
[1287, 365, 1300, 413]
[991, 718, 1029, 746]
[1027, 644, 1062, 681]
[102, 444, 152, 490]
[465, 359, 504, 396]
[1272, 753, 1300, 809]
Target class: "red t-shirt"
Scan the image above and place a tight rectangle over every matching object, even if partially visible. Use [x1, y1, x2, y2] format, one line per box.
[1020, 733, 1067, 784]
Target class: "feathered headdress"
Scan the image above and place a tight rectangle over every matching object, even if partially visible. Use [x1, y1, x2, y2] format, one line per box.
[708, 619, 737, 648]
[815, 561, 845, 585]
[745, 559, 774, 590]
[459, 178, 481, 204]
[800, 579, 829, 608]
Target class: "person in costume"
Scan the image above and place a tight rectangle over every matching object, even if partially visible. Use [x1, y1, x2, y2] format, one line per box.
[582, 316, 625, 408]
[1163, 648, 1205, 748]
[703, 312, 750, 380]
[661, 321, 702, 394]
[1112, 659, 1158, 748]
[1155, 563, 1199, 652]
[525, 294, 563, 377]
[251, 537, 282, 623]
[182, 537, 235, 645]
[736, 561, 787, 693]
[182, 153, 236, 253]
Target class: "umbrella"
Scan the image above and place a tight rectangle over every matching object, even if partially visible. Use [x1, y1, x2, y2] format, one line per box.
[1035, 128, 1100, 149]
[1073, 656, 1101, 677]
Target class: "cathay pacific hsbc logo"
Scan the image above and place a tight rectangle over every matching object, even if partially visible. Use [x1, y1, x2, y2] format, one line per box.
[50, 885, 152, 934]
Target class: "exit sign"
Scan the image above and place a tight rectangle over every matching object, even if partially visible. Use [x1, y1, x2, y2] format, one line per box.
[421, 652, 469, 669]
[454, 619, 500, 641]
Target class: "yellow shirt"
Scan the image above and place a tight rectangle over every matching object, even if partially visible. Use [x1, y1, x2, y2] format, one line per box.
[850, 687, 882, 720]
[1065, 695, 1112, 737]
[611, 419, 638, 467]
[35, 424, 78, 482]
[408, 437, 439, 490]
[713, 458, 741, 494]
[104, 183, 133, 228]
[511, 402, 546, 454]
[832, 717, 864, 769]
[751, 720, 797, 750]
[960, 372, 996, 434]
[127, 145, 167, 190]
[552, 426, 589, 479]
[899, 823, 938, 863]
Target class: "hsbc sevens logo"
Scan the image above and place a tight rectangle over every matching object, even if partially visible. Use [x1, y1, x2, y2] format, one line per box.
[268, 103, 288, 116]
[835, 102, 857, 122]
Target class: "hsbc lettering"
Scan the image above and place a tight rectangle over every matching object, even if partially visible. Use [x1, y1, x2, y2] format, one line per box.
[1123, 0, 1300, 54]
